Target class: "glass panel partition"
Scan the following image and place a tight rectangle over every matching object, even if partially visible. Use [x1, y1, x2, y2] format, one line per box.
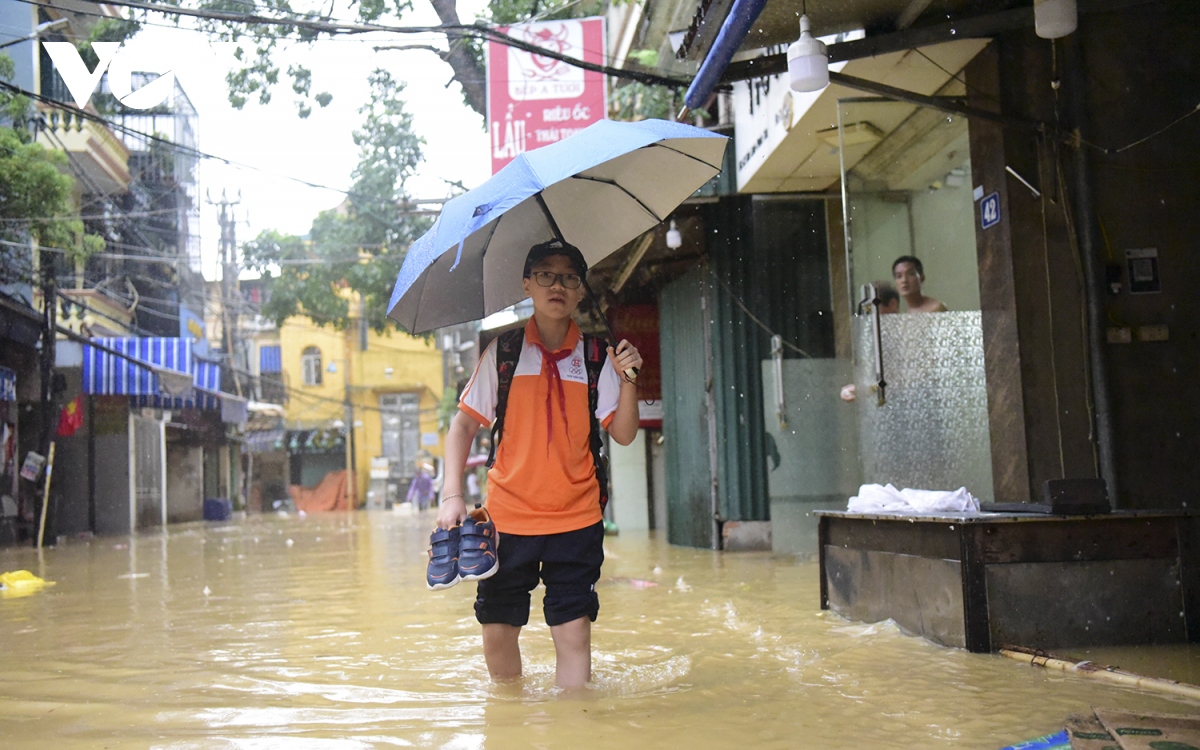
[838, 97, 994, 503]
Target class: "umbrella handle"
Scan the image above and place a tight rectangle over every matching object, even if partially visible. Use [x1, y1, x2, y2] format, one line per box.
[583, 280, 639, 382]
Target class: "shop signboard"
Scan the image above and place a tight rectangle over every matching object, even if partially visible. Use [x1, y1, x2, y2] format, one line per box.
[486, 18, 607, 174]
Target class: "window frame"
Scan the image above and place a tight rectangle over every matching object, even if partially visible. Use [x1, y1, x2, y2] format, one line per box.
[301, 346, 323, 386]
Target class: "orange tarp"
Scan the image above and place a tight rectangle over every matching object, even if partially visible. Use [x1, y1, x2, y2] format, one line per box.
[289, 470, 351, 512]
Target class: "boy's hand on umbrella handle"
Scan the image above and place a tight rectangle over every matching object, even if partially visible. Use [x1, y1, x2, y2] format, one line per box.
[436, 495, 467, 530]
[607, 340, 643, 383]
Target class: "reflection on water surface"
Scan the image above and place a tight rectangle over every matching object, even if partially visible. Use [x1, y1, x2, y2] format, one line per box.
[0, 512, 1191, 748]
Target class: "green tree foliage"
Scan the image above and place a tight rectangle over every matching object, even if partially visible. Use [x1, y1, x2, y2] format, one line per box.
[76, 17, 143, 71]
[166, 0, 662, 121]
[0, 55, 31, 131]
[486, 0, 606, 25]
[177, 0, 393, 117]
[609, 50, 679, 122]
[243, 70, 428, 333]
[0, 56, 104, 286]
[611, 81, 677, 121]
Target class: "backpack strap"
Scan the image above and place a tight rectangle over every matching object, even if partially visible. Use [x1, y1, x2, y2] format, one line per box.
[486, 328, 524, 469]
[582, 333, 610, 513]
[487, 327, 611, 514]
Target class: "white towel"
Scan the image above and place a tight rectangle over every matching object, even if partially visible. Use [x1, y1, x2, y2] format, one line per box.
[847, 483, 979, 514]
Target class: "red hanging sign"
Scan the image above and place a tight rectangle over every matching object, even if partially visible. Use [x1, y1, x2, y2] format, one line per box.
[611, 304, 662, 428]
[486, 18, 608, 174]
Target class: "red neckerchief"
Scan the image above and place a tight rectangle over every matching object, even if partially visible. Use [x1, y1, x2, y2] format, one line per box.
[527, 320, 578, 453]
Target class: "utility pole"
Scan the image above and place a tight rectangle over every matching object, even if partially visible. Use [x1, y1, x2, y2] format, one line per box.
[209, 191, 243, 398]
[343, 323, 356, 508]
[36, 240, 57, 547]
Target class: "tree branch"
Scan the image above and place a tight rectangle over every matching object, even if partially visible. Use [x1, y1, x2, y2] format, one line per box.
[426, 0, 487, 118]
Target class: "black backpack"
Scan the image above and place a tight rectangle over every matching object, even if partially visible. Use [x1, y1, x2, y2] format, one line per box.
[485, 328, 610, 512]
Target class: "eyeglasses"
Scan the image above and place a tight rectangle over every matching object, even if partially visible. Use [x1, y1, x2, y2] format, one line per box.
[528, 271, 582, 289]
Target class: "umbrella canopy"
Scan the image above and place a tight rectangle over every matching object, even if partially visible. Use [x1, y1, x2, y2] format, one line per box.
[387, 119, 728, 334]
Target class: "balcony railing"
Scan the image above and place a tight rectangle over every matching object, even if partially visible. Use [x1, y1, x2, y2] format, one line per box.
[35, 101, 131, 195]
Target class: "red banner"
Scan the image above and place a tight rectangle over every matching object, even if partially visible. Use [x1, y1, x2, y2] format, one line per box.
[612, 302, 661, 400]
[57, 395, 83, 438]
[486, 18, 608, 174]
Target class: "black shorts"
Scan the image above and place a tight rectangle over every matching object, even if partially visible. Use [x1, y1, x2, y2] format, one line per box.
[474, 521, 605, 628]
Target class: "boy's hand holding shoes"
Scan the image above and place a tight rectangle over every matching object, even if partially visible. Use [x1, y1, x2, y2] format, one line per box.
[436, 494, 467, 530]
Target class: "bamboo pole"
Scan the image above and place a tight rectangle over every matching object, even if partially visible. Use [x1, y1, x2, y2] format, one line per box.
[36, 441, 56, 549]
[1000, 647, 1200, 702]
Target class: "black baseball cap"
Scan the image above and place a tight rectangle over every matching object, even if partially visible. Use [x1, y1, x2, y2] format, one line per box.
[523, 239, 588, 279]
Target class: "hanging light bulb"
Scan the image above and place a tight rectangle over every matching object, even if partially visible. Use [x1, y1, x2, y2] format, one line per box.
[788, 14, 829, 93]
[666, 219, 683, 249]
[1034, 0, 1077, 39]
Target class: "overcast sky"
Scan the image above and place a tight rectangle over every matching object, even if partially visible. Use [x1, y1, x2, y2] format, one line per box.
[114, 0, 492, 280]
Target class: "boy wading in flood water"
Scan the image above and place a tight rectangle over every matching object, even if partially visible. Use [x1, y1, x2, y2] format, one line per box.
[433, 239, 643, 688]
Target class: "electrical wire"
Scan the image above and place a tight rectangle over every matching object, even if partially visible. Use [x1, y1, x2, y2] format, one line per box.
[10, 78, 445, 241]
[15, 0, 431, 45]
[0, 207, 183, 223]
[913, 48, 1001, 107]
[58, 276, 442, 377]
[10, 49, 460, 246]
[58, 289, 441, 416]
[2, 80, 356, 197]
[37, 119, 178, 263]
[1108, 102, 1200, 154]
[709, 268, 812, 358]
[28, 0, 684, 87]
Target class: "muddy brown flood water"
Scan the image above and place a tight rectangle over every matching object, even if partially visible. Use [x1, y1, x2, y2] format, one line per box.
[1, 511, 1195, 748]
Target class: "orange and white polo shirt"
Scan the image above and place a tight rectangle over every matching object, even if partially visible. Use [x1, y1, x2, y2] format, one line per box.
[459, 318, 620, 536]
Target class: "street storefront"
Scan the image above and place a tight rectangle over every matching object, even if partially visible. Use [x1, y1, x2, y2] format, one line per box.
[286, 428, 347, 489]
[45, 337, 249, 536]
[0, 366, 18, 543]
[0, 292, 42, 545]
[243, 403, 287, 513]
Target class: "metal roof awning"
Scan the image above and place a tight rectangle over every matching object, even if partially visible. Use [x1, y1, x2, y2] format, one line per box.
[729, 38, 988, 193]
[0, 292, 42, 349]
[82, 337, 245, 422]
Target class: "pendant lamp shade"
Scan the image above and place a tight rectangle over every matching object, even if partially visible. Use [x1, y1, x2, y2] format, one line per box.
[666, 220, 683, 249]
[1034, 0, 1077, 39]
[788, 15, 829, 92]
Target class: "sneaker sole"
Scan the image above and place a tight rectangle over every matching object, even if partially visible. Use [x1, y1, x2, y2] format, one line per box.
[459, 528, 498, 582]
[459, 559, 499, 582]
[426, 575, 460, 591]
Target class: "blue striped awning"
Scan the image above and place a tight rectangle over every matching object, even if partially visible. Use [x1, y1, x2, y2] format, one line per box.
[260, 345, 282, 374]
[82, 338, 224, 410]
[83, 337, 191, 396]
[0, 366, 15, 402]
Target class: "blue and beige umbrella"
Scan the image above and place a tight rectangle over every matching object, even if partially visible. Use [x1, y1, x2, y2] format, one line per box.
[387, 118, 728, 336]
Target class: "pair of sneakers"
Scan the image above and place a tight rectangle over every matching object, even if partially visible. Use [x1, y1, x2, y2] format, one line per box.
[426, 505, 499, 590]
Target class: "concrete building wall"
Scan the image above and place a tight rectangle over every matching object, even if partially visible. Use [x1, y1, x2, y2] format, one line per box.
[609, 429, 649, 532]
[966, 2, 1200, 507]
[909, 165, 982, 312]
[93, 435, 129, 536]
[52, 432, 89, 537]
[1080, 2, 1200, 508]
[276, 315, 442, 503]
[166, 442, 203, 523]
[92, 397, 131, 536]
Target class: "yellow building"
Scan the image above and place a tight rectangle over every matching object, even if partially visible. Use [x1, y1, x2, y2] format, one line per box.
[250, 307, 443, 508]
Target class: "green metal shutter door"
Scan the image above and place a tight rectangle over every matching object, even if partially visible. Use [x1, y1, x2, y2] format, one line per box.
[660, 266, 715, 549]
